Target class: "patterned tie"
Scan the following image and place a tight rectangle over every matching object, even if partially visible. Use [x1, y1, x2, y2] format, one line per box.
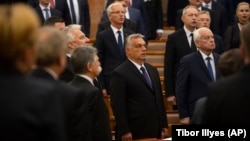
[117, 30, 124, 56]
[206, 57, 214, 80]
[140, 66, 153, 89]
[44, 8, 50, 20]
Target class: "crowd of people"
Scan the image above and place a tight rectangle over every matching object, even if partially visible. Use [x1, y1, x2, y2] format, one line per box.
[1, 0, 250, 141]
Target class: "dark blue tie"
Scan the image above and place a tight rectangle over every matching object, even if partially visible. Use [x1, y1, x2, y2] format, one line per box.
[140, 66, 153, 89]
[44, 8, 50, 20]
[69, 0, 76, 23]
[206, 57, 214, 80]
[117, 31, 124, 56]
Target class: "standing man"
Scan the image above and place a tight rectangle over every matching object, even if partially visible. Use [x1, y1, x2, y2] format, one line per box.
[0, 4, 65, 140]
[29, 26, 88, 141]
[196, 11, 224, 54]
[59, 24, 89, 82]
[176, 27, 220, 124]
[110, 34, 168, 141]
[202, 22, 250, 124]
[69, 46, 112, 141]
[95, 2, 134, 95]
[164, 5, 199, 108]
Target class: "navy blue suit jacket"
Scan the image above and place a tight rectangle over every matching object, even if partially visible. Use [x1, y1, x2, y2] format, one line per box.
[94, 27, 134, 93]
[175, 51, 220, 119]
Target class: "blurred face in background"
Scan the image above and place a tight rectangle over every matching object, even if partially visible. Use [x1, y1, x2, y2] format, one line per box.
[197, 12, 211, 28]
[236, 3, 250, 25]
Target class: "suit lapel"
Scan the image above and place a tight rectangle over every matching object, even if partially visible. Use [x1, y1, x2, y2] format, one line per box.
[196, 52, 213, 81]
[127, 60, 154, 91]
[180, 29, 195, 52]
[107, 27, 120, 52]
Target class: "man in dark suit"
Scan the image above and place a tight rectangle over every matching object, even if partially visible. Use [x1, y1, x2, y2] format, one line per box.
[201, 22, 250, 123]
[110, 33, 168, 141]
[175, 27, 220, 124]
[164, 5, 199, 108]
[28, 0, 90, 37]
[59, 24, 90, 82]
[69, 46, 112, 141]
[175, 0, 217, 35]
[96, 18, 137, 35]
[196, 10, 224, 54]
[28, 0, 71, 25]
[0, 4, 65, 140]
[202, 0, 228, 37]
[95, 2, 134, 95]
[29, 27, 89, 141]
[191, 48, 244, 124]
[101, 0, 145, 37]
[34, 0, 62, 25]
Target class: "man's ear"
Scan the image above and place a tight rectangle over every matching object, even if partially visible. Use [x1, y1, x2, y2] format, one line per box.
[68, 42, 75, 49]
[87, 62, 93, 72]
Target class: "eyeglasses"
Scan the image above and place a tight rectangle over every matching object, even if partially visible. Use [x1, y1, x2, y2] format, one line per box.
[110, 11, 125, 14]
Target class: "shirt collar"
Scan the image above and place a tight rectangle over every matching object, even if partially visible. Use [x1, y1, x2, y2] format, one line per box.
[77, 74, 94, 86]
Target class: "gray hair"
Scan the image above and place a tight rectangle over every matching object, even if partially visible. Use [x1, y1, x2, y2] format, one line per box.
[35, 26, 67, 66]
[63, 24, 81, 43]
[71, 46, 97, 74]
[125, 33, 145, 48]
[182, 5, 198, 15]
[198, 10, 211, 20]
[193, 27, 210, 42]
[107, 2, 123, 15]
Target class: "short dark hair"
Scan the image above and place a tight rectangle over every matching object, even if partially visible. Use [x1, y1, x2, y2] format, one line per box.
[218, 48, 244, 77]
[44, 16, 65, 26]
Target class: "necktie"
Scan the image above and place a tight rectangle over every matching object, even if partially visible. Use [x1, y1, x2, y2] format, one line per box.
[140, 66, 153, 89]
[44, 8, 50, 20]
[190, 33, 196, 52]
[93, 78, 102, 91]
[206, 57, 214, 80]
[50, 0, 55, 8]
[117, 31, 124, 56]
[69, 0, 76, 23]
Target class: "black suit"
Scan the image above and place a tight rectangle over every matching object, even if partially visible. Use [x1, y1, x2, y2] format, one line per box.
[34, 6, 62, 25]
[176, 51, 220, 119]
[94, 27, 134, 94]
[175, 7, 217, 34]
[223, 24, 241, 50]
[96, 19, 137, 35]
[203, 64, 250, 124]
[143, 0, 163, 39]
[29, 68, 88, 141]
[110, 60, 167, 140]
[0, 69, 65, 141]
[59, 56, 74, 83]
[164, 28, 197, 97]
[69, 75, 112, 141]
